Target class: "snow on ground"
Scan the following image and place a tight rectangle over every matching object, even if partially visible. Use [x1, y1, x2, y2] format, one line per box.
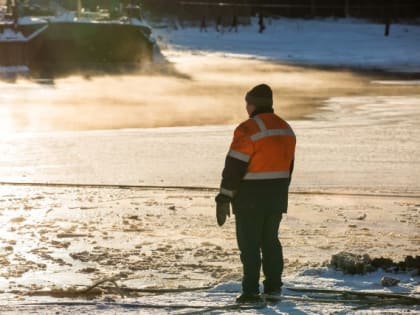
[154, 18, 420, 72]
[0, 184, 418, 314]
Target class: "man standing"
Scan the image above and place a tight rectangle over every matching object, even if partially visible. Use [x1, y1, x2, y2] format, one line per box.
[215, 84, 296, 304]
[258, 13, 266, 33]
[200, 16, 208, 32]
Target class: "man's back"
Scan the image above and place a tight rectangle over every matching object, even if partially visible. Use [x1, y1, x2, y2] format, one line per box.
[215, 84, 296, 303]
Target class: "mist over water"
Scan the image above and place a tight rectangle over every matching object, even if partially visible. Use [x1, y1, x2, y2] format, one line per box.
[1, 53, 419, 133]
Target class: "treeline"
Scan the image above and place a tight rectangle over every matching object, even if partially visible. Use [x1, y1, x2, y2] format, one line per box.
[12, 1, 419, 20]
[141, 0, 420, 20]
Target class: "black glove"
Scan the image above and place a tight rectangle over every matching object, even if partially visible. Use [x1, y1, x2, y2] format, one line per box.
[215, 193, 231, 226]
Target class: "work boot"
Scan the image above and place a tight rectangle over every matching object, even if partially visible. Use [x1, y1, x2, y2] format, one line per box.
[263, 288, 282, 301]
[235, 293, 263, 304]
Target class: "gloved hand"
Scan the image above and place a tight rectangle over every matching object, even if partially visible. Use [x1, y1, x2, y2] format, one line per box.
[215, 193, 231, 226]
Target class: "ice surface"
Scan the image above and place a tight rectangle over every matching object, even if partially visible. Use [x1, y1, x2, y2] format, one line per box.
[1, 95, 419, 195]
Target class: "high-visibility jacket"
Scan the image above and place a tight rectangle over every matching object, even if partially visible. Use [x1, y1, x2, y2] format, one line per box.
[219, 110, 296, 212]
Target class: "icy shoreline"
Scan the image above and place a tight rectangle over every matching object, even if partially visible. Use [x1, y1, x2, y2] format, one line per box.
[155, 17, 420, 73]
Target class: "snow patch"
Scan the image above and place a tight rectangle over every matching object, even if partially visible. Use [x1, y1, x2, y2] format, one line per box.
[0, 28, 26, 40]
[210, 281, 241, 293]
[0, 65, 29, 73]
[18, 16, 47, 25]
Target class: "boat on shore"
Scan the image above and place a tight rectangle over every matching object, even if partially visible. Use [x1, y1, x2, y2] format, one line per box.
[0, 23, 47, 75]
[0, 1, 155, 77]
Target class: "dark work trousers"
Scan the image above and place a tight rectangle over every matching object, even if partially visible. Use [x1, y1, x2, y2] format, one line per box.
[235, 208, 283, 295]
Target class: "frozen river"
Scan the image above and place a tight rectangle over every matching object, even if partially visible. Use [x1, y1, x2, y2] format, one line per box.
[1, 53, 420, 196]
[1, 89, 420, 196]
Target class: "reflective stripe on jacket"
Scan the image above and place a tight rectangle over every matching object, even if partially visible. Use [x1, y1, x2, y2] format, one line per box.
[219, 111, 296, 199]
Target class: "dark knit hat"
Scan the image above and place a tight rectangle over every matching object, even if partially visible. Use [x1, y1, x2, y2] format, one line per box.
[245, 84, 273, 107]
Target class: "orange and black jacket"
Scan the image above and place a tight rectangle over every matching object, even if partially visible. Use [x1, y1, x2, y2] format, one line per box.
[219, 108, 296, 213]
